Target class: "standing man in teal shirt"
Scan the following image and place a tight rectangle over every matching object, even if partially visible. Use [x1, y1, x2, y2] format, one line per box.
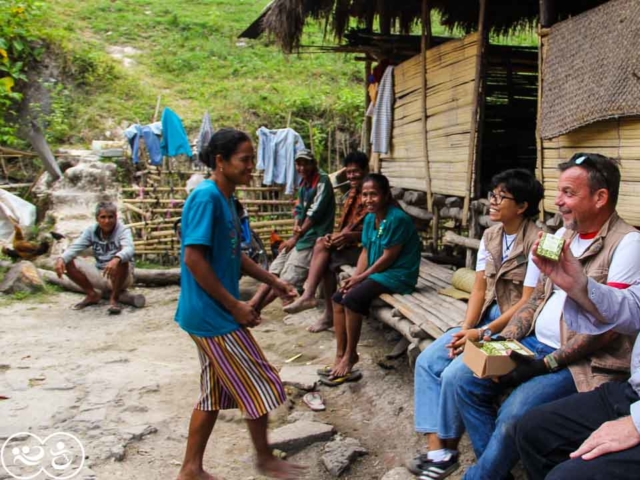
[250, 148, 335, 311]
[175, 129, 305, 480]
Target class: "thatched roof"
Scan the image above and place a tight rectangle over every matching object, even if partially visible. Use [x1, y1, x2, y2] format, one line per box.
[256, 0, 610, 52]
[540, 0, 640, 139]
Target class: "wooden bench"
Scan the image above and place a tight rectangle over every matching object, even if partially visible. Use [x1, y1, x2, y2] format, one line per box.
[340, 258, 467, 354]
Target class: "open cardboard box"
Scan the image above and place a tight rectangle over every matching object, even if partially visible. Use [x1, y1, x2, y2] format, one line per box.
[463, 339, 534, 378]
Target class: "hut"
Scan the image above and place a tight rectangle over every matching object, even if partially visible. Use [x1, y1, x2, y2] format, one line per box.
[249, 0, 632, 232]
[537, 0, 640, 226]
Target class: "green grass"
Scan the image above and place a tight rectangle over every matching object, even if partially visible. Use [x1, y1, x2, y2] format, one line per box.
[39, 0, 364, 164]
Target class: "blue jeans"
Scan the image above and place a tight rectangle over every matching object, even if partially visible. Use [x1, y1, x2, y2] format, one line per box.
[414, 303, 501, 438]
[457, 335, 578, 480]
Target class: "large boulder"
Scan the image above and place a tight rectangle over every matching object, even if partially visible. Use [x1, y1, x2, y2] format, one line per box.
[0, 261, 45, 294]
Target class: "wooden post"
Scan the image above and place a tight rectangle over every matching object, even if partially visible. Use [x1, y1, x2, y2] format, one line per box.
[421, 0, 434, 212]
[537, 0, 556, 219]
[536, 28, 547, 219]
[152, 95, 162, 123]
[462, 0, 488, 227]
[308, 120, 315, 156]
[539, 0, 557, 28]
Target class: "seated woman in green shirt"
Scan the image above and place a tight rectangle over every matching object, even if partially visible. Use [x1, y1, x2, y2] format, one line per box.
[326, 173, 421, 382]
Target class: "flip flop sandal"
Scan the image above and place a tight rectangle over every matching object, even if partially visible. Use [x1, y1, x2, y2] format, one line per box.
[302, 392, 326, 411]
[107, 305, 122, 315]
[317, 366, 360, 377]
[319, 370, 363, 387]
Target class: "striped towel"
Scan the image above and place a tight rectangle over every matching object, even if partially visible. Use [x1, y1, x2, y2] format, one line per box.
[371, 66, 395, 154]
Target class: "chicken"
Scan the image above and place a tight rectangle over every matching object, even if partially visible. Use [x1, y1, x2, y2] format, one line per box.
[1, 225, 50, 261]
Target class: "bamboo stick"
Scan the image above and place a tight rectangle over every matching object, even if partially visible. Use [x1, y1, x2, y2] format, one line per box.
[421, 0, 433, 212]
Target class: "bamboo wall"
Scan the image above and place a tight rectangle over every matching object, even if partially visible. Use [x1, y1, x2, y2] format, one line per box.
[381, 32, 480, 197]
[540, 117, 640, 226]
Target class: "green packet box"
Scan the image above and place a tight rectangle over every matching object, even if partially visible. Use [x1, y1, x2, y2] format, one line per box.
[536, 232, 565, 261]
[463, 339, 534, 378]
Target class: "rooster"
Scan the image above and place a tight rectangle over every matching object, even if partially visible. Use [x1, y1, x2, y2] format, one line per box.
[1, 225, 51, 261]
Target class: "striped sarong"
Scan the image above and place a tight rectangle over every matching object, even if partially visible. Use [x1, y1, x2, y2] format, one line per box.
[190, 328, 286, 419]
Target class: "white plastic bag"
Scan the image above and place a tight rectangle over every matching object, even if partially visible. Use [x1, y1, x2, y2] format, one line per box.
[0, 189, 37, 242]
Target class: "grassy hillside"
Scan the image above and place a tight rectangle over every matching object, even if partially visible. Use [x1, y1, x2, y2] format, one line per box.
[32, 0, 363, 161]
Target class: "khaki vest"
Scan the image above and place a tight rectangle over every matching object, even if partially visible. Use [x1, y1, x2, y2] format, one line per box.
[531, 212, 637, 392]
[479, 218, 540, 325]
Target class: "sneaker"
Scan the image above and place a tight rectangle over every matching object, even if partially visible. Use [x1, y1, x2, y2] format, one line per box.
[416, 453, 459, 479]
[407, 453, 432, 476]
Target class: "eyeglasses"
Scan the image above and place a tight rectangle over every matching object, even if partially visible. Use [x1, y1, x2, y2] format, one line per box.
[488, 191, 516, 205]
[572, 155, 609, 185]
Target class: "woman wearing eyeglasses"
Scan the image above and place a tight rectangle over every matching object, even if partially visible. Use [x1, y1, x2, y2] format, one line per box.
[408, 169, 544, 479]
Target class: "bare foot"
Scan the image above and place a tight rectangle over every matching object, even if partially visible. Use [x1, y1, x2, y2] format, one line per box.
[176, 466, 220, 480]
[307, 313, 333, 333]
[331, 353, 359, 378]
[283, 297, 318, 314]
[257, 456, 307, 479]
[71, 292, 101, 310]
[329, 354, 345, 377]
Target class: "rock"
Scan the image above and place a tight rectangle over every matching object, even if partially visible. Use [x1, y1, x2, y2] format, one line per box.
[287, 411, 316, 423]
[279, 365, 319, 391]
[109, 444, 126, 461]
[122, 424, 157, 441]
[321, 436, 368, 476]
[0, 261, 45, 294]
[381, 466, 415, 480]
[391, 187, 405, 200]
[403, 190, 426, 206]
[96, 148, 125, 158]
[269, 420, 335, 453]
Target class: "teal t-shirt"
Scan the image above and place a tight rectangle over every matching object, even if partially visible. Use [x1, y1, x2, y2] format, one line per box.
[362, 205, 421, 294]
[174, 180, 242, 337]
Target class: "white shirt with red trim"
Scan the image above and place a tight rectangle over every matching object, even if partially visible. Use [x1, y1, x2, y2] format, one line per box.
[534, 227, 640, 349]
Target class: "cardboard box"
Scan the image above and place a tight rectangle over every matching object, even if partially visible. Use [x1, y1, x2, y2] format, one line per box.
[463, 339, 534, 378]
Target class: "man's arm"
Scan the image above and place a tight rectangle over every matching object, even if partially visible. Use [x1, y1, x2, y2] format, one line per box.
[501, 280, 545, 340]
[549, 330, 618, 368]
[240, 253, 297, 300]
[115, 226, 135, 263]
[60, 228, 93, 265]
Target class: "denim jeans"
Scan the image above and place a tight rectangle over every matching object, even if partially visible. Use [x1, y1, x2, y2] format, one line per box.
[457, 335, 578, 480]
[414, 303, 501, 438]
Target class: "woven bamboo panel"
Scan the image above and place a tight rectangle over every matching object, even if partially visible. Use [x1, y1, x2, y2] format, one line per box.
[121, 158, 295, 265]
[541, 117, 640, 226]
[382, 33, 480, 198]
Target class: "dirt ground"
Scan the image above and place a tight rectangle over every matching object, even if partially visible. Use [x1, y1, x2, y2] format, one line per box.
[0, 278, 482, 480]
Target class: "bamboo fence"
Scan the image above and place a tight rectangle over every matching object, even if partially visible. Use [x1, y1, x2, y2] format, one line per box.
[121, 151, 296, 265]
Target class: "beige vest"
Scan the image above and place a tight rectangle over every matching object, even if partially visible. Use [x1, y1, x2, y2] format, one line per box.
[479, 218, 540, 325]
[531, 212, 636, 392]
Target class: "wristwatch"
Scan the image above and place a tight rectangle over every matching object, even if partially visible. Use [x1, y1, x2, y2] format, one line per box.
[544, 354, 560, 372]
[478, 328, 493, 341]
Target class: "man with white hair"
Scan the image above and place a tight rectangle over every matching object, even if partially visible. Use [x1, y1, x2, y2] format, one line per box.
[55, 201, 135, 314]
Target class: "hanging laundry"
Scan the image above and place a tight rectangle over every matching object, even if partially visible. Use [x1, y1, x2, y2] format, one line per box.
[197, 111, 214, 154]
[371, 66, 395, 154]
[256, 127, 305, 195]
[125, 124, 163, 165]
[160, 107, 193, 158]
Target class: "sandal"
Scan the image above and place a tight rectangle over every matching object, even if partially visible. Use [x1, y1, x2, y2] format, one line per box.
[107, 305, 122, 315]
[302, 392, 326, 411]
[318, 370, 363, 387]
[316, 366, 360, 377]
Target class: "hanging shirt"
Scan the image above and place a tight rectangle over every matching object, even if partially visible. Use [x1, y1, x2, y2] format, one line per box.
[362, 205, 421, 294]
[175, 180, 242, 337]
[371, 66, 395, 154]
[256, 127, 305, 194]
[160, 107, 193, 158]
